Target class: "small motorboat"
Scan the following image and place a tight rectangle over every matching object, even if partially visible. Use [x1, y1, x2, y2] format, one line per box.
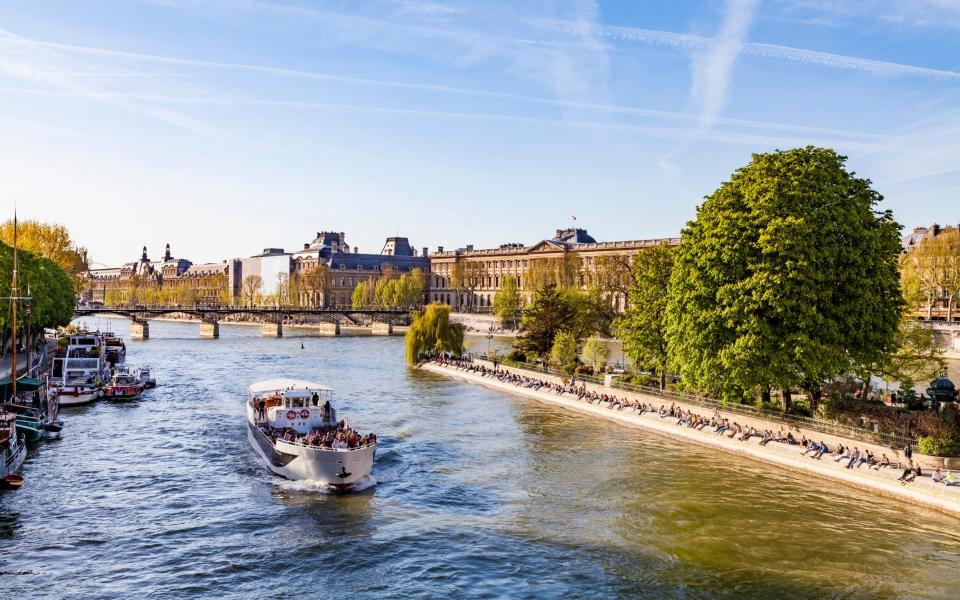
[104, 369, 145, 401]
[136, 366, 157, 389]
[0, 410, 25, 491]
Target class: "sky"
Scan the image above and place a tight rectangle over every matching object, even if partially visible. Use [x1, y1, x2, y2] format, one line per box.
[1, 0, 959, 267]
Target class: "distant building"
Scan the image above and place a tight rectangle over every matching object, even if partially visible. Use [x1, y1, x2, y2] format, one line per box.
[85, 244, 233, 305]
[426, 228, 680, 313]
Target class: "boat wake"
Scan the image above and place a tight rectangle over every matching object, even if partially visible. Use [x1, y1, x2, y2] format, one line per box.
[274, 474, 377, 494]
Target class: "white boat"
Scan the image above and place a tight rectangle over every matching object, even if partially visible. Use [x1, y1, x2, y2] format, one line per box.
[50, 333, 109, 406]
[136, 366, 157, 388]
[246, 379, 376, 489]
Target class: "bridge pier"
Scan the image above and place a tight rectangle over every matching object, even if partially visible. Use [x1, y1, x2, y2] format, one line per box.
[131, 321, 149, 340]
[371, 322, 393, 336]
[317, 322, 340, 336]
[263, 322, 283, 337]
[200, 321, 220, 339]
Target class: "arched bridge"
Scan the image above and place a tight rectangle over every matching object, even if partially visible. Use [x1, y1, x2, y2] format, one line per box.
[74, 305, 416, 339]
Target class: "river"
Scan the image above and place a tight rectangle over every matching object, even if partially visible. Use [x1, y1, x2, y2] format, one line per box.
[3, 318, 960, 598]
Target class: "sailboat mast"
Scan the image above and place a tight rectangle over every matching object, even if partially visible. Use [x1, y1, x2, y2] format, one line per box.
[10, 212, 17, 399]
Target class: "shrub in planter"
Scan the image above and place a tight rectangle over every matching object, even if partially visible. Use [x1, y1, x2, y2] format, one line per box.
[917, 435, 959, 457]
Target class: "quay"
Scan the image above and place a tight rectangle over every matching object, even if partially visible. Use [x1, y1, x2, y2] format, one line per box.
[422, 359, 960, 518]
[74, 306, 409, 339]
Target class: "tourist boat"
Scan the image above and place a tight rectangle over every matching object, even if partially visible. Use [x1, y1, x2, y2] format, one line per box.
[136, 366, 157, 389]
[102, 332, 126, 366]
[104, 368, 144, 401]
[50, 332, 109, 406]
[246, 379, 376, 489]
[0, 409, 26, 491]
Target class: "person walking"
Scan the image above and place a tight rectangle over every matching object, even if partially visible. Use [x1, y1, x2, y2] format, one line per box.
[904, 444, 913, 460]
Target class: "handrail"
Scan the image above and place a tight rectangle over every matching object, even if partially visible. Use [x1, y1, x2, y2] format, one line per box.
[465, 355, 918, 449]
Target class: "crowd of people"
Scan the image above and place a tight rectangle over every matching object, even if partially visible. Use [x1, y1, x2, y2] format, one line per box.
[262, 419, 376, 450]
[430, 356, 960, 490]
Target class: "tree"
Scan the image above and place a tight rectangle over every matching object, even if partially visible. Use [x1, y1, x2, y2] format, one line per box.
[352, 281, 374, 309]
[582, 336, 609, 372]
[242, 275, 262, 307]
[617, 242, 674, 389]
[0, 242, 75, 350]
[666, 147, 904, 409]
[515, 284, 576, 358]
[492, 274, 523, 329]
[524, 254, 582, 290]
[564, 285, 616, 340]
[592, 254, 633, 310]
[405, 303, 466, 364]
[0, 219, 89, 293]
[275, 273, 290, 306]
[299, 264, 329, 307]
[450, 260, 485, 311]
[550, 331, 579, 379]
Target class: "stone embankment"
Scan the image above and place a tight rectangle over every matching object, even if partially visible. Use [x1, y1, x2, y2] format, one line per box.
[421, 360, 960, 518]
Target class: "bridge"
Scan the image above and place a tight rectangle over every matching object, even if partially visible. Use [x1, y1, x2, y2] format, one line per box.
[73, 305, 416, 339]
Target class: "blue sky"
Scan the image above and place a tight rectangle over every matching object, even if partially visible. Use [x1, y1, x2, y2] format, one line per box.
[1, 0, 959, 266]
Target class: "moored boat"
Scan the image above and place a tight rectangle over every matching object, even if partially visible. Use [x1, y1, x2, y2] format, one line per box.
[0, 377, 62, 441]
[0, 409, 26, 491]
[102, 332, 126, 366]
[104, 368, 144, 401]
[136, 366, 157, 388]
[246, 379, 376, 489]
[50, 332, 109, 406]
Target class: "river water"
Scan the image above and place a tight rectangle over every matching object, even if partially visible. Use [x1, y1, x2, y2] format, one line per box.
[3, 318, 960, 599]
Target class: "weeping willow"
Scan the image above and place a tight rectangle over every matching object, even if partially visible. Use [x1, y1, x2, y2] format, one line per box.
[405, 303, 465, 365]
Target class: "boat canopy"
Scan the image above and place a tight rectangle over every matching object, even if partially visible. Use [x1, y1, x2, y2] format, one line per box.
[248, 379, 332, 396]
[0, 377, 45, 402]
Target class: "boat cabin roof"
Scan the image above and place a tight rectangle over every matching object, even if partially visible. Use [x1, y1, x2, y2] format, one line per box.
[248, 379, 331, 396]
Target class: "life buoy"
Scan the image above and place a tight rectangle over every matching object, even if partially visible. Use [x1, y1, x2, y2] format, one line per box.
[287, 410, 297, 420]
[299, 409, 310, 419]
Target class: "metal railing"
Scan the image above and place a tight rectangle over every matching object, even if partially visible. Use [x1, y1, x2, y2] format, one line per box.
[465, 354, 917, 449]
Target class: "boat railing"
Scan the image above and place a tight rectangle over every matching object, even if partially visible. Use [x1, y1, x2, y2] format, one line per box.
[276, 437, 376, 451]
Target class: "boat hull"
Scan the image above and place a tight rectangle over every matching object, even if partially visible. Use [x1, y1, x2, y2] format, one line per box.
[1, 439, 26, 483]
[246, 423, 375, 488]
[56, 388, 100, 406]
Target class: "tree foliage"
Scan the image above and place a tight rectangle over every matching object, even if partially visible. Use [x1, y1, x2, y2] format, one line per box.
[492, 274, 523, 329]
[405, 303, 465, 364]
[0, 219, 89, 292]
[902, 226, 960, 320]
[550, 330, 579, 377]
[666, 147, 904, 406]
[524, 254, 582, 290]
[582, 336, 609, 372]
[515, 284, 576, 358]
[0, 241, 75, 335]
[617, 242, 674, 389]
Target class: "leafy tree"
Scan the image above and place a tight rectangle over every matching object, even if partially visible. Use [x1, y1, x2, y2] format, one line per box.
[0, 242, 75, 348]
[299, 264, 329, 307]
[450, 260, 485, 311]
[564, 285, 615, 339]
[550, 331, 579, 377]
[666, 147, 904, 409]
[515, 284, 576, 358]
[582, 336, 609, 372]
[405, 303, 465, 364]
[0, 219, 89, 293]
[617, 242, 674, 389]
[524, 254, 582, 290]
[352, 281, 373, 309]
[592, 254, 633, 310]
[493, 274, 523, 329]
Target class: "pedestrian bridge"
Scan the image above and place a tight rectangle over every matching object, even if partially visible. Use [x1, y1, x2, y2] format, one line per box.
[73, 305, 414, 339]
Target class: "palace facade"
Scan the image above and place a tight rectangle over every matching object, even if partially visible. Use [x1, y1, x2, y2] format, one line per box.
[426, 228, 680, 312]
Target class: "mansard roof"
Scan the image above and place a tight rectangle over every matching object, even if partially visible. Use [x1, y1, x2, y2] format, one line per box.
[327, 252, 428, 271]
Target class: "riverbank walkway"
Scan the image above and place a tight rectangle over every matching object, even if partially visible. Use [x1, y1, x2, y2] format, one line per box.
[421, 357, 960, 518]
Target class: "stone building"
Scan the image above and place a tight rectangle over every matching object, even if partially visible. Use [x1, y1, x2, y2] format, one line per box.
[426, 228, 680, 312]
[85, 244, 235, 306]
[236, 231, 430, 307]
[902, 223, 960, 321]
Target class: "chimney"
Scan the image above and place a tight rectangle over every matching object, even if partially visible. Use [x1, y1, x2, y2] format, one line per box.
[353, 247, 358, 254]
[422, 247, 429, 258]
[465, 244, 474, 251]
[438, 246, 444, 253]
[304, 243, 310, 250]
[933, 223, 941, 235]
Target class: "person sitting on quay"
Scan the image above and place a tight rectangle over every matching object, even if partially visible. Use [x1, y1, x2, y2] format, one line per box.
[846, 447, 861, 469]
[873, 454, 890, 470]
[933, 467, 945, 484]
[739, 426, 757, 442]
[898, 459, 916, 484]
[811, 441, 828, 460]
[832, 444, 847, 461]
[857, 449, 875, 469]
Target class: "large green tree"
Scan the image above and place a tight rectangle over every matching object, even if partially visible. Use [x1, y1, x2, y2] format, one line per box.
[666, 147, 903, 408]
[515, 284, 576, 358]
[0, 241, 75, 349]
[617, 242, 674, 389]
[405, 303, 465, 364]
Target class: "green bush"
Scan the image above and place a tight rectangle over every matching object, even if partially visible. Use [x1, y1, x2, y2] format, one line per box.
[917, 435, 959, 457]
